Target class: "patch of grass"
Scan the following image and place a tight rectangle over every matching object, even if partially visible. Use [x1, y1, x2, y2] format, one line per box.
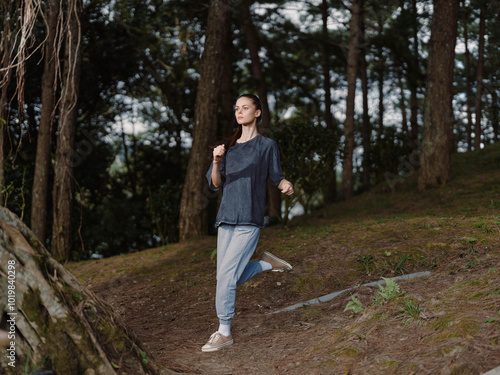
[384, 252, 413, 276]
[292, 275, 323, 294]
[483, 310, 500, 324]
[432, 315, 454, 331]
[331, 345, 363, 359]
[428, 315, 479, 343]
[473, 223, 497, 235]
[440, 344, 465, 357]
[391, 216, 407, 222]
[450, 277, 488, 291]
[301, 306, 325, 320]
[371, 312, 390, 321]
[399, 297, 422, 325]
[356, 254, 376, 276]
[416, 223, 432, 229]
[380, 359, 399, 368]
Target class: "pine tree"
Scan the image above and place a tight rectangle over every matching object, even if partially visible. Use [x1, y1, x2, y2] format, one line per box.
[179, 0, 232, 241]
[418, 0, 459, 191]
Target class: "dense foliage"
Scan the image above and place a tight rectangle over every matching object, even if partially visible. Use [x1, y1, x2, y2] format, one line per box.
[1, 0, 499, 258]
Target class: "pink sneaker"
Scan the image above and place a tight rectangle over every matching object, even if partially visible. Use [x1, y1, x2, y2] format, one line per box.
[201, 331, 234, 352]
[261, 251, 293, 272]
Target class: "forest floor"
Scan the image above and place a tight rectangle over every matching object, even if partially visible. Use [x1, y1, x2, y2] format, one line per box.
[68, 144, 500, 375]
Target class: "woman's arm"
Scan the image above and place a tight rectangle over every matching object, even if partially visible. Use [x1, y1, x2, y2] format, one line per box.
[211, 144, 225, 188]
[278, 179, 294, 195]
[211, 161, 222, 188]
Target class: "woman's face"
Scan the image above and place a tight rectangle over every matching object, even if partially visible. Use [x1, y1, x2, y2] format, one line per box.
[235, 97, 261, 126]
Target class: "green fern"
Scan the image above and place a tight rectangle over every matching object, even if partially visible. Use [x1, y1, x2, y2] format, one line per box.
[375, 277, 401, 303]
[344, 296, 364, 314]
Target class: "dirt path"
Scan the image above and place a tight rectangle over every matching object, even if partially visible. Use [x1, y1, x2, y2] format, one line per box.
[72, 237, 500, 374]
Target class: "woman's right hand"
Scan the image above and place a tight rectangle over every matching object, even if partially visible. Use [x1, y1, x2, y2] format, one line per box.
[213, 144, 226, 163]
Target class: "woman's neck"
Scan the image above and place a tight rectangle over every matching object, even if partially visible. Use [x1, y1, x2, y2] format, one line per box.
[237, 125, 259, 143]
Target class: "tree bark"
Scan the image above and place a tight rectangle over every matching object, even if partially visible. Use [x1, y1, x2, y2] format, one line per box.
[359, 0, 371, 191]
[322, 0, 338, 202]
[0, 206, 174, 375]
[397, 66, 408, 135]
[462, 0, 473, 151]
[0, 69, 12, 207]
[241, 0, 281, 221]
[0, 0, 16, 206]
[418, 0, 459, 191]
[219, 14, 235, 139]
[179, 0, 232, 241]
[377, 22, 384, 139]
[409, 85, 419, 147]
[240, 0, 270, 132]
[31, 0, 60, 243]
[342, 0, 361, 200]
[473, 6, 485, 150]
[409, 0, 420, 147]
[52, 0, 82, 261]
[491, 90, 499, 143]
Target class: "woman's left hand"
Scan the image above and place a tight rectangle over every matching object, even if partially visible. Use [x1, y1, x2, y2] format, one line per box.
[279, 179, 294, 195]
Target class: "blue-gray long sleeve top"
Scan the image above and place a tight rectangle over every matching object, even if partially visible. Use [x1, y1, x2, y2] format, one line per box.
[206, 134, 285, 228]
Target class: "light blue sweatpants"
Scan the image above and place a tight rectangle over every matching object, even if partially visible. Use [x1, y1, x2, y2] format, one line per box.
[216, 224, 263, 326]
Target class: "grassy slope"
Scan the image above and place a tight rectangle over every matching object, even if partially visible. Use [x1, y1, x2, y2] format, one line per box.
[69, 144, 500, 374]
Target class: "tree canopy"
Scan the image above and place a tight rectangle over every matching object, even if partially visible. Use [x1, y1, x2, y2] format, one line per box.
[0, 0, 499, 259]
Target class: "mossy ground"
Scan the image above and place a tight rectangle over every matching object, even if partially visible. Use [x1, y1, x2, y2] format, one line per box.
[68, 144, 500, 374]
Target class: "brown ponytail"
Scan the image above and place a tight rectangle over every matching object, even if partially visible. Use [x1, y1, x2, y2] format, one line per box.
[223, 124, 243, 149]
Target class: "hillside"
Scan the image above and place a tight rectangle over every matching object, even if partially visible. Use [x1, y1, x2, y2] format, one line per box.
[69, 144, 500, 374]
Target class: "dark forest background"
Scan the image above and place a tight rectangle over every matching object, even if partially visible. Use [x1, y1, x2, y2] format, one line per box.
[1, 0, 499, 261]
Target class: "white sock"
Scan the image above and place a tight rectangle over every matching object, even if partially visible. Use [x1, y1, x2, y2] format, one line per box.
[259, 260, 272, 271]
[218, 324, 231, 337]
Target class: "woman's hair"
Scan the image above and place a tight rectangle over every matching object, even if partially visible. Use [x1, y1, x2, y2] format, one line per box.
[222, 94, 262, 149]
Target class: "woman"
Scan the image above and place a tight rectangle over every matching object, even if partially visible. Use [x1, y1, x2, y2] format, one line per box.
[202, 94, 294, 352]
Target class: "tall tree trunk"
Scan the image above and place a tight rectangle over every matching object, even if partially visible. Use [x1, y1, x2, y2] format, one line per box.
[240, 0, 270, 132]
[0, 0, 16, 206]
[418, 0, 459, 191]
[322, 0, 338, 202]
[0, 70, 12, 207]
[473, 6, 485, 150]
[31, 0, 60, 243]
[212, 17, 235, 228]
[241, 0, 281, 221]
[397, 66, 408, 135]
[491, 90, 499, 143]
[376, 19, 384, 139]
[179, 0, 232, 241]
[219, 17, 235, 139]
[1, 1, 43, 207]
[359, 0, 371, 191]
[0, 206, 171, 374]
[342, 0, 361, 200]
[409, 82, 419, 147]
[52, 0, 82, 261]
[409, 0, 420, 147]
[462, 0, 473, 151]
